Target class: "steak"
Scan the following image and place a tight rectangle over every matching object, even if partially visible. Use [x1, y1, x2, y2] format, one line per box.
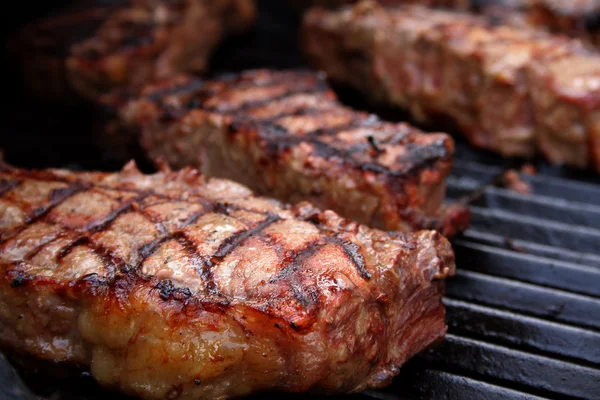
[521, 1, 600, 45]
[288, 0, 469, 10]
[11, 0, 255, 102]
[0, 162, 455, 399]
[109, 69, 469, 236]
[304, 1, 600, 172]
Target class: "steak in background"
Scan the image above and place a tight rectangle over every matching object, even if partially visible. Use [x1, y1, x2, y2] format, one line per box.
[304, 1, 600, 173]
[10, 0, 255, 103]
[0, 162, 455, 399]
[109, 70, 470, 236]
[287, 0, 470, 10]
[524, 0, 600, 45]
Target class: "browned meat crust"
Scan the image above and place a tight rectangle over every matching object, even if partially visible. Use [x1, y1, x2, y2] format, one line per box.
[523, 1, 600, 45]
[11, 0, 255, 102]
[303, 1, 600, 173]
[288, 0, 469, 10]
[0, 162, 455, 399]
[108, 69, 470, 236]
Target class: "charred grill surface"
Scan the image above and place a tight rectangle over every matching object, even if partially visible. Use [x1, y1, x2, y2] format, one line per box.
[111, 69, 470, 236]
[11, 0, 256, 102]
[303, 1, 600, 173]
[0, 163, 454, 400]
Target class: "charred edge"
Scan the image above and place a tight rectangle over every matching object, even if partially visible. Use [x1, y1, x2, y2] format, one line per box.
[178, 208, 210, 227]
[210, 214, 281, 263]
[255, 103, 339, 126]
[91, 243, 128, 274]
[288, 274, 321, 310]
[223, 71, 321, 91]
[330, 237, 371, 280]
[134, 200, 223, 271]
[155, 279, 175, 300]
[211, 87, 329, 115]
[158, 105, 191, 123]
[257, 105, 448, 178]
[26, 184, 89, 224]
[271, 240, 326, 283]
[86, 197, 142, 233]
[57, 236, 91, 260]
[171, 232, 221, 296]
[0, 179, 21, 197]
[9, 274, 27, 288]
[154, 278, 194, 302]
[367, 135, 385, 154]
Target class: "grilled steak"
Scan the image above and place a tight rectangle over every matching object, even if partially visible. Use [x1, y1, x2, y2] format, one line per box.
[520, 1, 600, 45]
[11, 0, 255, 102]
[304, 1, 600, 172]
[0, 162, 455, 399]
[288, 0, 469, 10]
[110, 69, 470, 236]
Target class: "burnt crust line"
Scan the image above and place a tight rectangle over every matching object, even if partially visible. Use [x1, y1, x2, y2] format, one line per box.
[0, 179, 22, 197]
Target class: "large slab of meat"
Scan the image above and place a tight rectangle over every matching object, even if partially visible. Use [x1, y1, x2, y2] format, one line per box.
[109, 69, 469, 236]
[11, 0, 255, 102]
[287, 0, 469, 10]
[0, 162, 455, 399]
[304, 1, 600, 172]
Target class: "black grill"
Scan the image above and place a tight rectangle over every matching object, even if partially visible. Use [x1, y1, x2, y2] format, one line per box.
[1, 1, 600, 399]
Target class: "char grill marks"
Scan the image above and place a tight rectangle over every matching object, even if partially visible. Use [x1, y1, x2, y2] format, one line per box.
[303, 2, 600, 173]
[0, 164, 455, 399]
[11, 0, 256, 102]
[0, 164, 392, 311]
[118, 69, 468, 235]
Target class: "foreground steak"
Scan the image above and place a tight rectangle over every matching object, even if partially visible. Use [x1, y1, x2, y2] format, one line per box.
[12, 0, 255, 102]
[0, 162, 455, 399]
[304, 1, 600, 172]
[112, 69, 469, 236]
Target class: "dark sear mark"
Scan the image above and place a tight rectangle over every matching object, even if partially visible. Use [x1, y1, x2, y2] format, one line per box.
[26, 184, 90, 225]
[0, 179, 22, 197]
[367, 135, 385, 155]
[9, 274, 27, 288]
[330, 237, 371, 280]
[210, 214, 281, 263]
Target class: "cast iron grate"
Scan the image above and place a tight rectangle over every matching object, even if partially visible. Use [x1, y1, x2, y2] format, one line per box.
[1, 0, 600, 399]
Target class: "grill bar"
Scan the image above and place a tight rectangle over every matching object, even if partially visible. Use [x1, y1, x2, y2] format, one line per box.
[459, 229, 600, 268]
[469, 207, 600, 254]
[378, 369, 546, 400]
[445, 298, 600, 366]
[420, 335, 600, 400]
[446, 270, 600, 330]
[453, 241, 600, 296]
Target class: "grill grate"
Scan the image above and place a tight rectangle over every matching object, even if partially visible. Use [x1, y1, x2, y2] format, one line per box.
[2, 1, 600, 399]
[392, 142, 600, 400]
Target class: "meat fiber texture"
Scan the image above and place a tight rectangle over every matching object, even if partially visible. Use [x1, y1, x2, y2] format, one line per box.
[11, 0, 256, 103]
[108, 69, 470, 236]
[0, 162, 455, 399]
[303, 1, 600, 172]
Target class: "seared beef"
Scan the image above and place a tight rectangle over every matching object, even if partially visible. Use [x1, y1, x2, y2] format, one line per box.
[304, 1, 600, 172]
[11, 0, 255, 102]
[288, 0, 469, 10]
[0, 162, 454, 399]
[109, 70, 469, 236]
[521, 1, 600, 45]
